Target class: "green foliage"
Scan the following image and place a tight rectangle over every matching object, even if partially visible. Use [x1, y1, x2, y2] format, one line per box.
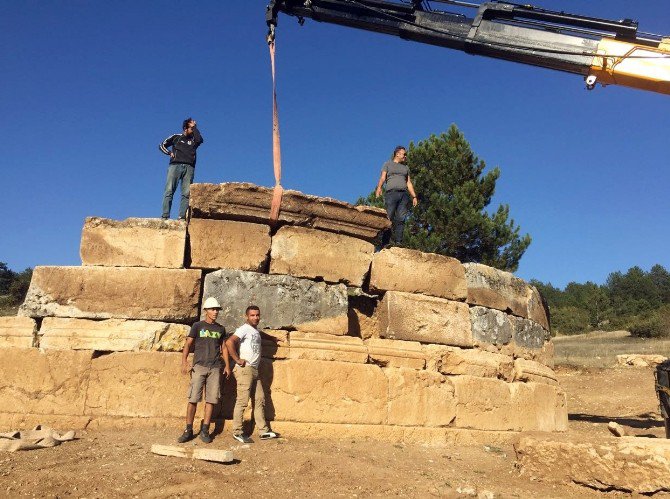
[357, 124, 531, 272]
[535, 265, 670, 337]
[0, 264, 32, 311]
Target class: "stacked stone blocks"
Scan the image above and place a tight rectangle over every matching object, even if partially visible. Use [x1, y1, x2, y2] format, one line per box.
[1, 182, 565, 442]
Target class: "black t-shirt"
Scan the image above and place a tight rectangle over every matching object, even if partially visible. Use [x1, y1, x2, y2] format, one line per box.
[188, 320, 227, 368]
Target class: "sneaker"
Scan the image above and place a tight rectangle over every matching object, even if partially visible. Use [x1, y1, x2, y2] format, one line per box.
[177, 429, 194, 443]
[233, 433, 253, 444]
[259, 431, 278, 440]
[199, 430, 213, 444]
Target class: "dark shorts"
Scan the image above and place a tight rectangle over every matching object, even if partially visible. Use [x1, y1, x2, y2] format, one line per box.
[187, 364, 221, 404]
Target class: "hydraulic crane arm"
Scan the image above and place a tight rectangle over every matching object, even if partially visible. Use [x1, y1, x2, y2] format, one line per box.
[266, 0, 670, 95]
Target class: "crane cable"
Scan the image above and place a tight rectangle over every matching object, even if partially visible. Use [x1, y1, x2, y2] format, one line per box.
[268, 29, 283, 224]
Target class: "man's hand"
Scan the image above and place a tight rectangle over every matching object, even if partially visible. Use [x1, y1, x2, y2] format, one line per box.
[412, 197, 418, 207]
[181, 361, 190, 375]
[237, 359, 247, 368]
[375, 189, 382, 198]
[224, 366, 232, 379]
[170, 152, 175, 159]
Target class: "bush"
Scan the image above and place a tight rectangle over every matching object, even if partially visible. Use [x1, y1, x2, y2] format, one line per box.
[550, 306, 591, 335]
[628, 305, 670, 338]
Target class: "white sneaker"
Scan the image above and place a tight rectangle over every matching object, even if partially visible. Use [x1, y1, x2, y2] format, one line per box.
[233, 433, 253, 444]
[259, 431, 278, 440]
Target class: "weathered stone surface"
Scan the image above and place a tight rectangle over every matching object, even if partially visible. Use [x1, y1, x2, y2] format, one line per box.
[515, 435, 670, 494]
[463, 263, 550, 329]
[203, 269, 348, 334]
[469, 306, 513, 347]
[425, 345, 514, 380]
[270, 226, 373, 286]
[379, 291, 472, 347]
[0, 316, 35, 348]
[366, 338, 425, 369]
[452, 376, 566, 431]
[0, 349, 92, 416]
[512, 316, 549, 350]
[617, 354, 667, 367]
[369, 247, 466, 300]
[189, 182, 390, 242]
[348, 295, 380, 340]
[261, 329, 289, 359]
[267, 359, 387, 424]
[80, 217, 186, 268]
[193, 448, 235, 463]
[39, 318, 190, 352]
[288, 332, 368, 363]
[512, 358, 558, 385]
[385, 368, 456, 427]
[608, 421, 626, 437]
[188, 218, 270, 271]
[151, 444, 189, 458]
[19, 266, 201, 322]
[85, 352, 186, 418]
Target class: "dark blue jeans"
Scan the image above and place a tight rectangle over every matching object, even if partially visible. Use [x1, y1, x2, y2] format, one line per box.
[162, 163, 194, 219]
[384, 189, 410, 245]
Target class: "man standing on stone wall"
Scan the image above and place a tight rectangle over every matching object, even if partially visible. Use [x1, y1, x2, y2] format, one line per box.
[375, 145, 418, 247]
[226, 306, 278, 443]
[159, 117, 204, 219]
[177, 297, 230, 444]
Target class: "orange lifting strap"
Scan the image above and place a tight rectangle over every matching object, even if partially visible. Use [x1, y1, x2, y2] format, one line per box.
[268, 39, 283, 223]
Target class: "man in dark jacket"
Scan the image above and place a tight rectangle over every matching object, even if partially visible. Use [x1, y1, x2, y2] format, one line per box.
[159, 117, 204, 219]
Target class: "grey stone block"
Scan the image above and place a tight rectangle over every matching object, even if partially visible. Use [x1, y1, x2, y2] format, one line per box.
[513, 316, 549, 350]
[469, 306, 513, 346]
[203, 269, 349, 333]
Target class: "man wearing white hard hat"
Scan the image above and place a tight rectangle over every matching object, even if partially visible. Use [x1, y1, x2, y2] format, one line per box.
[177, 297, 230, 444]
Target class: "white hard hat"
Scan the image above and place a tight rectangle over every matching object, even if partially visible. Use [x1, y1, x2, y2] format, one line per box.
[202, 297, 221, 309]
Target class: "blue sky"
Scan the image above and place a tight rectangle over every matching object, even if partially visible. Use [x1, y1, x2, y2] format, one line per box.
[2, 1, 669, 289]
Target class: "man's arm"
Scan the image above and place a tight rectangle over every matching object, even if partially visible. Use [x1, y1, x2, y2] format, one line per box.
[160, 134, 178, 157]
[181, 337, 195, 375]
[407, 176, 418, 207]
[375, 171, 387, 198]
[192, 126, 203, 147]
[221, 340, 231, 378]
[225, 335, 246, 367]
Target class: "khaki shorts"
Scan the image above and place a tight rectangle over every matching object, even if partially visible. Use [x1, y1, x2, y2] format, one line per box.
[187, 364, 221, 404]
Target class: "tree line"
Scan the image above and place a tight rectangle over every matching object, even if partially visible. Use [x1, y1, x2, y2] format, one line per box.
[532, 265, 670, 337]
[0, 263, 32, 310]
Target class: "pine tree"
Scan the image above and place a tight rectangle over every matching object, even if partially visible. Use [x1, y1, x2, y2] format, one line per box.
[358, 124, 531, 272]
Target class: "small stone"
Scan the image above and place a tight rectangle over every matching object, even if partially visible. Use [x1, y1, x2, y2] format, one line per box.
[608, 421, 626, 437]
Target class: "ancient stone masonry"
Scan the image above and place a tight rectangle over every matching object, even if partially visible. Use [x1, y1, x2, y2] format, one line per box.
[1, 182, 563, 445]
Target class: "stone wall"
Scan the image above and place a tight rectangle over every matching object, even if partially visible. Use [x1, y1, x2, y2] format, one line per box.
[2, 182, 565, 444]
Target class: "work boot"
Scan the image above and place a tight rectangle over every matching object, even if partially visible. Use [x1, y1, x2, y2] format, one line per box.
[177, 428, 194, 443]
[199, 429, 213, 444]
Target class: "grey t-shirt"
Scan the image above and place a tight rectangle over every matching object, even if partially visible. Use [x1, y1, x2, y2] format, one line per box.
[381, 160, 409, 191]
[188, 320, 227, 368]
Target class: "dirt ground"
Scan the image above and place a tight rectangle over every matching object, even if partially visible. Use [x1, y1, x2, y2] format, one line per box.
[1, 340, 668, 498]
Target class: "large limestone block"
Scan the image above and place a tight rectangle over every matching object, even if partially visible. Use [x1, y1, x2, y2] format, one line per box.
[469, 306, 513, 346]
[19, 266, 201, 321]
[270, 226, 373, 286]
[512, 358, 558, 385]
[452, 376, 567, 432]
[40, 318, 189, 352]
[85, 352, 187, 418]
[366, 338, 425, 369]
[203, 269, 348, 334]
[0, 349, 92, 416]
[369, 247, 466, 300]
[80, 217, 186, 268]
[348, 294, 380, 340]
[188, 218, 270, 271]
[425, 345, 514, 380]
[0, 316, 36, 348]
[189, 182, 390, 242]
[267, 359, 387, 424]
[379, 291, 472, 347]
[288, 332, 368, 363]
[515, 435, 670, 494]
[385, 368, 456, 427]
[463, 263, 550, 329]
[261, 329, 289, 359]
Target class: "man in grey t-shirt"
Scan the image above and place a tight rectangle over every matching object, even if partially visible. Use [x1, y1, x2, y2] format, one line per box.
[375, 146, 418, 246]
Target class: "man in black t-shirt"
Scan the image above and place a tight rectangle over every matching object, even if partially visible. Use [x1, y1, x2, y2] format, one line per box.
[177, 297, 231, 444]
